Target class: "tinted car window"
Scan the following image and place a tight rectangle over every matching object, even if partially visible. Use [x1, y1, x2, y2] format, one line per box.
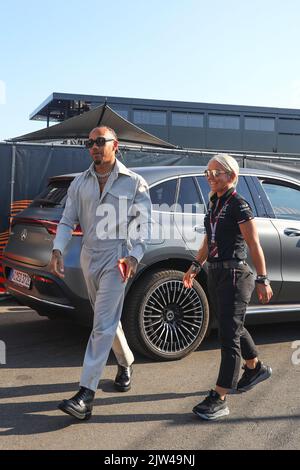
[150, 178, 177, 211]
[235, 177, 257, 216]
[262, 182, 300, 221]
[31, 179, 71, 207]
[176, 177, 205, 213]
[196, 175, 257, 216]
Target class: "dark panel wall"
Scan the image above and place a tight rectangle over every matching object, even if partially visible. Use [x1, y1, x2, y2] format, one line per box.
[134, 124, 169, 141]
[277, 134, 300, 153]
[13, 145, 90, 201]
[243, 131, 276, 152]
[206, 130, 242, 151]
[169, 127, 206, 148]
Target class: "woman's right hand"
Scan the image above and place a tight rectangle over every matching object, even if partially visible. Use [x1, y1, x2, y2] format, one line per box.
[183, 267, 197, 289]
[256, 283, 273, 304]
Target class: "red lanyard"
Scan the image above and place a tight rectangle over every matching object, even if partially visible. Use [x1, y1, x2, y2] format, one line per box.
[210, 190, 236, 243]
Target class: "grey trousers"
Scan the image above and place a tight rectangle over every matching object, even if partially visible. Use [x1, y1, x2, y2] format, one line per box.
[79, 244, 134, 391]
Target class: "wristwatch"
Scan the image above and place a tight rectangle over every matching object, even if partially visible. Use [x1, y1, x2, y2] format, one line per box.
[255, 275, 270, 286]
[190, 260, 202, 274]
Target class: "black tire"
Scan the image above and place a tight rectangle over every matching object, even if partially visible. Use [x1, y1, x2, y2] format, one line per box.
[123, 269, 209, 361]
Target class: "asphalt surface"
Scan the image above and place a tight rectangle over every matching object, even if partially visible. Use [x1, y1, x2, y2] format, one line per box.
[0, 299, 299, 450]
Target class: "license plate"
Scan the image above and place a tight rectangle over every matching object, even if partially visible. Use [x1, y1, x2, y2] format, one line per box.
[10, 269, 31, 289]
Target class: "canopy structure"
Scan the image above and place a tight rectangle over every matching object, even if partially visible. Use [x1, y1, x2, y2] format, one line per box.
[11, 103, 176, 148]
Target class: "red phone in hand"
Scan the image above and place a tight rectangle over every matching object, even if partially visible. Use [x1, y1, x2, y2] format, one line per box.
[118, 261, 127, 281]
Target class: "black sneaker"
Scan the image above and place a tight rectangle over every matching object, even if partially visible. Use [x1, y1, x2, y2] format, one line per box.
[237, 361, 272, 393]
[192, 390, 230, 421]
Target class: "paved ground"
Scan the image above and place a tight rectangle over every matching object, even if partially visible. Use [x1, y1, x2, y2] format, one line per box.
[0, 299, 299, 450]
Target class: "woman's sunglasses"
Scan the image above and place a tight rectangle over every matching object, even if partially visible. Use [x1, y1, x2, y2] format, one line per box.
[204, 169, 230, 178]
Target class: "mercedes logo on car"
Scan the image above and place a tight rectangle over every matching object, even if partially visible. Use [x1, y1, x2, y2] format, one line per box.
[20, 229, 28, 241]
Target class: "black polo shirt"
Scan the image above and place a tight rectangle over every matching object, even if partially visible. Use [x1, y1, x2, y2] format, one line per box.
[204, 187, 254, 262]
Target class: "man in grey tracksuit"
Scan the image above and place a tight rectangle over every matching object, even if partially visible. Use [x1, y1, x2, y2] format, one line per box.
[50, 126, 152, 420]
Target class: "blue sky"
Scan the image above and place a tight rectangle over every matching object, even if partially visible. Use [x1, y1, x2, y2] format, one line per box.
[1, 0, 300, 141]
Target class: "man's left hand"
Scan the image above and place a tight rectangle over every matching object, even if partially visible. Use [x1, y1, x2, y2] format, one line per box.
[118, 256, 138, 282]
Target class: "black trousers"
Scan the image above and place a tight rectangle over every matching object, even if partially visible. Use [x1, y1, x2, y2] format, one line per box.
[208, 264, 258, 389]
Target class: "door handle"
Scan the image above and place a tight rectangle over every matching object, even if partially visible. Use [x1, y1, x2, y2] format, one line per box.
[193, 225, 204, 233]
[284, 228, 300, 237]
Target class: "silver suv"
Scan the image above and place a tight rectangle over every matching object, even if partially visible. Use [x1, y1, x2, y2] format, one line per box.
[3, 166, 300, 360]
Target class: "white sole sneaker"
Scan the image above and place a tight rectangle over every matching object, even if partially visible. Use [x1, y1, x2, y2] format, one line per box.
[193, 407, 230, 420]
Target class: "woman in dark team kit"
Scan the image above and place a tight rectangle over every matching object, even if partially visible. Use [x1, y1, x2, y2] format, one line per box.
[183, 154, 273, 420]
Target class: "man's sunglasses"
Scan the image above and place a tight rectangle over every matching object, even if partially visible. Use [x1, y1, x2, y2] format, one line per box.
[85, 137, 115, 149]
[204, 169, 230, 178]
